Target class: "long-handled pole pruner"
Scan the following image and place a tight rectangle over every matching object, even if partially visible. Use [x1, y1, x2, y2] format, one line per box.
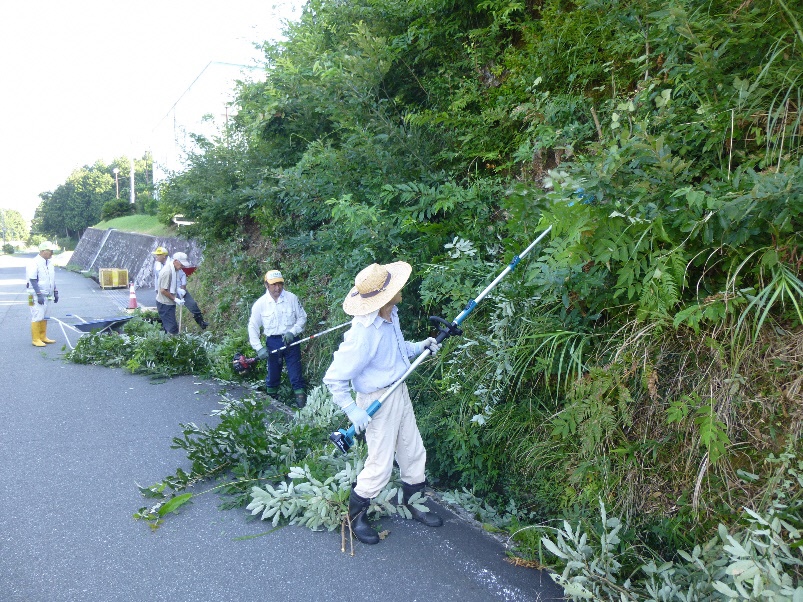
[270, 321, 350, 355]
[329, 225, 553, 453]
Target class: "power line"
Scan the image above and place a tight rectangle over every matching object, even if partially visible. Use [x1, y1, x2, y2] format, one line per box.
[153, 61, 262, 131]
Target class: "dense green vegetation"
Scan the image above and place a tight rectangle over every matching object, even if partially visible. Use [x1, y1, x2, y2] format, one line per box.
[62, 0, 802, 597]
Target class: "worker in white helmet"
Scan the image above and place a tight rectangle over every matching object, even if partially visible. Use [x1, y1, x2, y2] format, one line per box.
[26, 241, 59, 347]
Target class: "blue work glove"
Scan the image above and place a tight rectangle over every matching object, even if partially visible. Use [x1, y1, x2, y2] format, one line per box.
[37, 293, 45, 305]
[343, 402, 371, 435]
[256, 346, 269, 360]
[282, 331, 294, 345]
[416, 337, 440, 356]
[53, 290, 59, 303]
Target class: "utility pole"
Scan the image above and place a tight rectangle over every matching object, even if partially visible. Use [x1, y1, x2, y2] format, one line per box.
[130, 156, 136, 205]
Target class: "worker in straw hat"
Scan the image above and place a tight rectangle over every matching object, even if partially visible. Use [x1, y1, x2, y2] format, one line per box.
[26, 241, 60, 346]
[323, 261, 443, 545]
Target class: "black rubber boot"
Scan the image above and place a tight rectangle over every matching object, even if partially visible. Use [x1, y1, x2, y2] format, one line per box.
[402, 481, 443, 527]
[348, 489, 379, 544]
[294, 392, 306, 408]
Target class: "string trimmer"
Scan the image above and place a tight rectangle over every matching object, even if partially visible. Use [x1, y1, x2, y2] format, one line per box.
[329, 225, 553, 453]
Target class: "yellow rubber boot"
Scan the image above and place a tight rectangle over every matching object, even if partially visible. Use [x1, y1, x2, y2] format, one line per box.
[40, 321, 56, 344]
[31, 322, 46, 347]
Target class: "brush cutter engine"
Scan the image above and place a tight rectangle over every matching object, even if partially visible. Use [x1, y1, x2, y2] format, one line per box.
[232, 353, 257, 375]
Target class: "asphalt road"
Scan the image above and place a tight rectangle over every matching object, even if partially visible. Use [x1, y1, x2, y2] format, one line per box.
[0, 253, 564, 602]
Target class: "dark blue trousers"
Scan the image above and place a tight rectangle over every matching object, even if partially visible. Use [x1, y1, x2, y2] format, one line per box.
[265, 334, 305, 392]
[156, 301, 178, 335]
[182, 290, 205, 325]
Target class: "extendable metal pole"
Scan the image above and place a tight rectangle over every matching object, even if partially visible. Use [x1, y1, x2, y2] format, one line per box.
[330, 226, 553, 453]
[453, 225, 552, 326]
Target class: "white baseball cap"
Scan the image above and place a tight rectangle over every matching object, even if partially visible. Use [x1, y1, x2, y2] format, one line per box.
[172, 252, 191, 267]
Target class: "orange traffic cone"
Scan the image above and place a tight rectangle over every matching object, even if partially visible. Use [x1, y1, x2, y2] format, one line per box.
[128, 283, 138, 309]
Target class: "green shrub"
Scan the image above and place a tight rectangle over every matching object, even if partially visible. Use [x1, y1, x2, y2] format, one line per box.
[100, 199, 134, 221]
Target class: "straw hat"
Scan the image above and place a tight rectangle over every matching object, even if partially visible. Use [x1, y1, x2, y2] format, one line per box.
[342, 261, 412, 316]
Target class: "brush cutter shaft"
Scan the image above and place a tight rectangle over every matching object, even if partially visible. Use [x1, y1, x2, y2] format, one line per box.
[270, 321, 350, 354]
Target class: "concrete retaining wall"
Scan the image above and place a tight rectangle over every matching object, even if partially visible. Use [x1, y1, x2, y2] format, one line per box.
[67, 228, 203, 289]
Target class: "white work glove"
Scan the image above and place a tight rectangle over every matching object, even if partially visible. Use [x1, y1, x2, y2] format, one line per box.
[343, 402, 371, 435]
[175, 297, 185, 306]
[416, 337, 440, 356]
[176, 288, 186, 299]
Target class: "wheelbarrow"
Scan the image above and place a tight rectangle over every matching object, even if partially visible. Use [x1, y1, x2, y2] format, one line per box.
[50, 314, 134, 350]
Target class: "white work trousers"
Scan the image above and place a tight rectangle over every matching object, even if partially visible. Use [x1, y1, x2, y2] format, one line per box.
[353, 383, 427, 499]
[29, 298, 51, 322]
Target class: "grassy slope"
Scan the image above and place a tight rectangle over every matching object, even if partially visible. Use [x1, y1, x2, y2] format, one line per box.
[93, 215, 175, 238]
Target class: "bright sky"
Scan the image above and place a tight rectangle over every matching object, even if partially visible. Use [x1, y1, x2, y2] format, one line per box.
[0, 0, 305, 224]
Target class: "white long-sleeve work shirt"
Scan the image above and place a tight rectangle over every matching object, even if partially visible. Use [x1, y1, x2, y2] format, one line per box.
[176, 269, 188, 297]
[323, 306, 422, 410]
[248, 289, 307, 350]
[26, 254, 56, 294]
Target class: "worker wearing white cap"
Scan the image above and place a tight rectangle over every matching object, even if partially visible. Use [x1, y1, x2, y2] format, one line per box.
[26, 241, 59, 346]
[323, 261, 443, 545]
[172, 252, 208, 330]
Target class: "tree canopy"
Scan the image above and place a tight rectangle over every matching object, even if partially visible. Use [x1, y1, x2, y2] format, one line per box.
[0, 208, 28, 241]
[32, 153, 155, 240]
